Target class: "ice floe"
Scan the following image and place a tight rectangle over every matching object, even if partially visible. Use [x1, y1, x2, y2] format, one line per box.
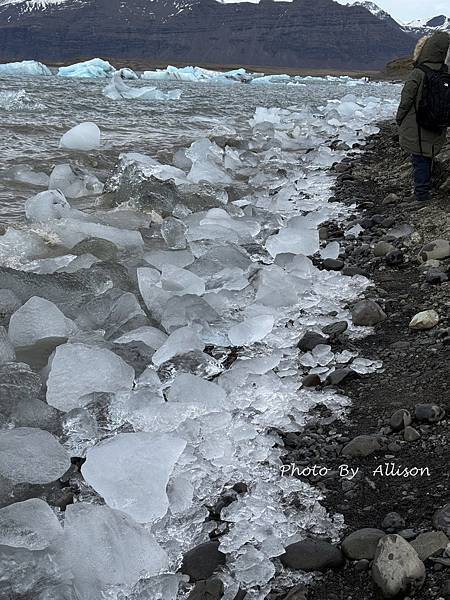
[0, 60, 51, 77]
[103, 71, 182, 101]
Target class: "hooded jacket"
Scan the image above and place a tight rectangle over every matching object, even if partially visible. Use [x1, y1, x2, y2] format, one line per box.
[396, 31, 450, 158]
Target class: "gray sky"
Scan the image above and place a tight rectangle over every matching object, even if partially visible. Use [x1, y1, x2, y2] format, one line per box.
[335, 0, 449, 22]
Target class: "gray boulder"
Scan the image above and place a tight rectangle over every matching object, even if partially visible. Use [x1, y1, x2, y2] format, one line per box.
[181, 541, 226, 582]
[342, 435, 382, 458]
[341, 528, 385, 560]
[372, 535, 426, 598]
[410, 531, 449, 561]
[351, 300, 386, 327]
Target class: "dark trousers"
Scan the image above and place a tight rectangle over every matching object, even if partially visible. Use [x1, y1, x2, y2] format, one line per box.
[411, 154, 432, 199]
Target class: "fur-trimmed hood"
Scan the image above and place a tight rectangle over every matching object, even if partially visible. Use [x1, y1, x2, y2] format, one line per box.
[414, 31, 450, 65]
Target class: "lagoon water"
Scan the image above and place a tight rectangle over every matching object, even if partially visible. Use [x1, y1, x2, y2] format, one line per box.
[0, 73, 399, 600]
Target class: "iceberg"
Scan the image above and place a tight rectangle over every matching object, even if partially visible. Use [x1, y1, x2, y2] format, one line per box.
[103, 72, 182, 101]
[83, 432, 186, 522]
[6, 165, 50, 187]
[142, 65, 250, 84]
[59, 122, 101, 151]
[0, 427, 70, 484]
[57, 58, 115, 78]
[46, 342, 135, 412]
[0, 60, 52, 77]
[25, 189, 73, 222]
[117, 67, 139, 80]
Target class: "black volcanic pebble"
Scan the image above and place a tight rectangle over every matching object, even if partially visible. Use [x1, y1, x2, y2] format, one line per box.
[323, 258, 345, 271]
[298, 331, 328, 352]
[322, 321, 348, 338]
[280, 539, 345, 571]
[181, 541, 226, 581]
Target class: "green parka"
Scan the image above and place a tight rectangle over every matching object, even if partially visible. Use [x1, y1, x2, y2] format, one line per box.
[396, 31, 450, 158]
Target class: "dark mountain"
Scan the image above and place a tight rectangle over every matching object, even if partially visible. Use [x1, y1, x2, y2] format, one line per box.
[0, 0, 418, 70]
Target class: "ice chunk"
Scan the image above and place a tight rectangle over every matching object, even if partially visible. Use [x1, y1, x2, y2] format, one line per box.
[255, 265, 298, 308]
[0, 60, 52, 76]
[25, 189, 72, 222]
[320, 241, 340, 260]
[48, 164, 104, 198]
[114, 326, 168, 350]
[61, 408, 98, 457]
[64, 503, 168, 599]
[186, 138, 232, 185]
[161, 217, 187, 249]
[167, 373, 226, 408]
[161, 265, 205, 296]
[6, 165, 50, 187]
[0, 499, 62, 550]
[117, 68, 139, 80]
[83, 432, 186, 522]
[46, 342, 135, 412]
[75, 289, 147, 339]
[8, 296, 78, 349]
[103, 72, 182, 101]
[58, 58, 115, 78]
[228, 315, 274, 347]
[160, 295, 219, 332]
[0, 427, 70, 484]
[0, 327, 15, 364]
[152, 326, 205, 366]
[266, 215, 320, 257]
[59, 123, 101, 151]
[144, 249, 194, 270]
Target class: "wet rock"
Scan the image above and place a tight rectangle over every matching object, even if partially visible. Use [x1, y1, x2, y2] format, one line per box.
[433, 504, 450, 534]
[326, 368, 355, 386]
[323, 258, 344, 271]
[410, 531, 449, 561]
[425, 270, 448, 285]
[381, 512, 405, 532]
[351, 300, 386, 327]
[181, 541, 226, 582]
[372, 535, 425, 598]
[403, 426, 420, 442]
[342, 435, 382, 458]
[341, 528, 385, 560]
[419, 239, 450, 262]
[389, 409, 412, 431]
[187, 577, 224, 600]
[409, 310, 439, 330]
[322, 321, 348, 338]
[414, 404, 445, 423]
[342, 265, 367, 276]
[280, 538, 345, 572]
[302, 373, 321, 388]
[297, 331, 328, 352]
[71, 237, 119, 262]
[373, 241, 395, 257]
[355, 559, 370, 572]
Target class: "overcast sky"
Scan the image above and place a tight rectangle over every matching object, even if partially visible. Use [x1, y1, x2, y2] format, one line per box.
[335, 0, 449, 22]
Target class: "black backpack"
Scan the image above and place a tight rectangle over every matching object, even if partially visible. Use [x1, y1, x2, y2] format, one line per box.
[416, 64, 450, 133]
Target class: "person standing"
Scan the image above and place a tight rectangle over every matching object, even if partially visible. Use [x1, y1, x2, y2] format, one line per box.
[396, 31, 450, 202]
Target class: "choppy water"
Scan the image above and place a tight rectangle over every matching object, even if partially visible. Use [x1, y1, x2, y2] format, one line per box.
[0, 73, 400, 600]
[1, 75, 397, 223]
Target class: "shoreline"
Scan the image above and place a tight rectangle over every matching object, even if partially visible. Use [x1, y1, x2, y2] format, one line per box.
[281, 122, 450, 599]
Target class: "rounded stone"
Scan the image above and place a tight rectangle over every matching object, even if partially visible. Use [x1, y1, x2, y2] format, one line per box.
[373, 241, 395, 257]
[302, 373, 321, 388]
[181, 541, 226, 581]
[389, 409, 412, 431]
[381, 512, 405, 532]
[351, 300, 386, 327]
[342, 435, 382, 458]
[414, 404, 445, 423]
[419, 239, 450, 262]
[280, 538, 345, 572]
[403, 426, 420, 442]
[342, 528, 385, 560]
[297, 331, 328, 352]
[322, 321, 348, 338]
